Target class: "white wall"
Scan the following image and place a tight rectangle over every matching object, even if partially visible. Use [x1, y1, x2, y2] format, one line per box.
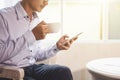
[55, 41, 120, 80]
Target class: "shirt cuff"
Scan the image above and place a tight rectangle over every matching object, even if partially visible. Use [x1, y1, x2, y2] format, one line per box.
[52, 44, 60, 53]
[24, 30, 36, 45]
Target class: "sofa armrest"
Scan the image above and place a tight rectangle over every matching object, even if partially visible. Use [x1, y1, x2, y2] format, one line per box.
[0, 66, 24, 80]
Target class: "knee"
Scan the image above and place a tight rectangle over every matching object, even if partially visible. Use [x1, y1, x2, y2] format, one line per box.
[53, 65, 73, 80]
[54, 65, 72, 75]
[58, 66, 71, 73]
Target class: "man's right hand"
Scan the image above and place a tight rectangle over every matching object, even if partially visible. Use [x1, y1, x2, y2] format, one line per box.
[32, 21, 49, 40]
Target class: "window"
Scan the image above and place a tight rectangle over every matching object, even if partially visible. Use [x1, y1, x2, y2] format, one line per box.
[40, 0, 102, 43]
[108, 0, 120, 39]
[62, 0, 102, 41]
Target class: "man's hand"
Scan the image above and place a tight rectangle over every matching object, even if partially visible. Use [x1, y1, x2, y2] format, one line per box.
[56, 35, 75, 50]
[32, 21, 49, 40]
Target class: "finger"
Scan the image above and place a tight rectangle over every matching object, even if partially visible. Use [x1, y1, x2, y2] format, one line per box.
[43, 33, 47, 37]
[62, 41, 68, 46]
[69, 39, 74, 44]
[41, 32, 47, 39]
[59, 43, 68, 50]
[40, 25, 48, 31]
[42, 29, 47, 34]
[67, 42, 71, 47]
[62, 45, 69, 50]
[63, 41, 71, 47]
[44, 27, 49, 33]
[60, 35, 69, 40]
[73, 37, 78, 41]
[43, 26, 49, 33]
[63, 35, 69, 39]
[69, 37, 78, 44]
[43, 25, 48, 29]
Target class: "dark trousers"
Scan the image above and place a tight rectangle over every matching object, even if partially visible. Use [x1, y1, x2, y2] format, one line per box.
[0, 64, 73, 80]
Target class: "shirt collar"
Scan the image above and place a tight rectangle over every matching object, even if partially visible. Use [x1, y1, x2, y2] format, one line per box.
[14, 1, 38, 20]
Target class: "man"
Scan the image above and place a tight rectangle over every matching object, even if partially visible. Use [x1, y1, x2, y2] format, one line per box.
[0, 0, 75, 80]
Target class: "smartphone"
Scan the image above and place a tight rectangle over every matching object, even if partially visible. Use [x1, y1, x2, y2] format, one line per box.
[63, 32, 83, 46]
[69, 32, 83, 42]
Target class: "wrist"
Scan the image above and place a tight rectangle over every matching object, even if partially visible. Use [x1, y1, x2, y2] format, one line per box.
[53, 44, 60, 53]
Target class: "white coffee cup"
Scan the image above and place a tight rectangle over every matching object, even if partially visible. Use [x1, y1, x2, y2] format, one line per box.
[47, 22, 61, 33]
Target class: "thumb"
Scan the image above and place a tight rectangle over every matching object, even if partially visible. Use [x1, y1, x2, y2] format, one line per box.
[61, 35, 69, 40]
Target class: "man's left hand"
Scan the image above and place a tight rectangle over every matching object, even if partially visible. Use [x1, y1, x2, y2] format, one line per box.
[56, 35, 74, 50]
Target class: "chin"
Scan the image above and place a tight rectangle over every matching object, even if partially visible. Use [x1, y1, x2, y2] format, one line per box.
[36, 9, 42, 12]
[37, 10, 42, 12]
